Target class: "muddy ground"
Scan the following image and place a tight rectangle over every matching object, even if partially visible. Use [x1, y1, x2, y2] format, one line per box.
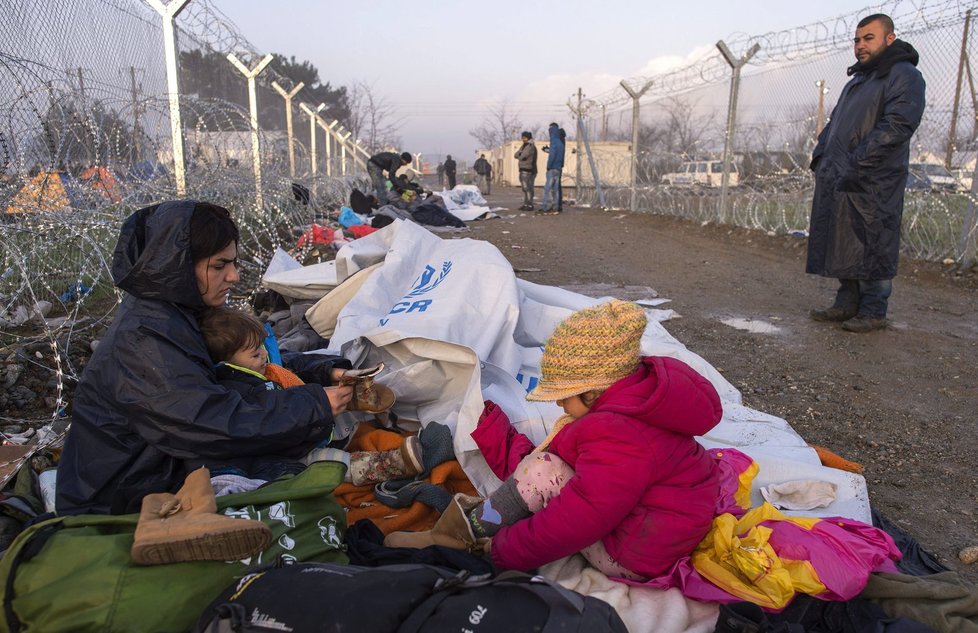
[469, 184, 978, 581]
[2, 182, 975, 581]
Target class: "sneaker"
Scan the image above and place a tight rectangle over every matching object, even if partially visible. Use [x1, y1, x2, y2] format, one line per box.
[841, 315, 887, 333]
[809, 306, 857, 322]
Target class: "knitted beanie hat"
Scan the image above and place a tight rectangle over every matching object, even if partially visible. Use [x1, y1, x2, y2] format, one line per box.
[527, 300, 647, 402]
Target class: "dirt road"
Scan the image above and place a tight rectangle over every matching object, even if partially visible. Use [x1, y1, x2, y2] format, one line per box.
[468, 184, 978, 580]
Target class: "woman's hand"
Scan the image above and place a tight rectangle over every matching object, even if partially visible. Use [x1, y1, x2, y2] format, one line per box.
[324, 385, 353, 415]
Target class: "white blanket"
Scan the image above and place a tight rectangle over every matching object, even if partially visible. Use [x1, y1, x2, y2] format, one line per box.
[293, 219, 871, 524]
[541, 555, 720, 633]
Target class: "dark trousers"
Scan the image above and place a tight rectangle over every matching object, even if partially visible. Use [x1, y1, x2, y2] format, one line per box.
[446, 172, 456, 189]
[833, 278, 893, 318]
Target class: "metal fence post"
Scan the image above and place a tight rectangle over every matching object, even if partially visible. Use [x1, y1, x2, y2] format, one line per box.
[227, 53, 273, 210]
[299, 102, 325, 175]
[314, 117, 338, 176]
[620, 79, 653, 212]
[145, 0, 190, 196]
[271, 80, 304, 179]
[716, 40, 759, 223]
[946, 9, 972, 169]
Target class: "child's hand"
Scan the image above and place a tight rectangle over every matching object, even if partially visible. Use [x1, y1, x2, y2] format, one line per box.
[324, 385, 353, 415]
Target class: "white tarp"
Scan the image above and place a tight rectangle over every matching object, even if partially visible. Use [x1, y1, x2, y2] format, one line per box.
[261, 248, 339, 300]
[437, 185, 496, 221]
[291, 219, 871, 523]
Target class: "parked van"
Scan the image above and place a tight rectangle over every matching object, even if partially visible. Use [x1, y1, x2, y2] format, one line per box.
[909, 163, 960, 191]
[661, 160, 739, 187]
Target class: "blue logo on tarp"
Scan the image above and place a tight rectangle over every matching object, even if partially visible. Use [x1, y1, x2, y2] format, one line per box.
[380, 261, 453, 326]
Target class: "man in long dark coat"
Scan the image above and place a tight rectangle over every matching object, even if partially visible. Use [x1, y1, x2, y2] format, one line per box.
[807, 13, 925, 333]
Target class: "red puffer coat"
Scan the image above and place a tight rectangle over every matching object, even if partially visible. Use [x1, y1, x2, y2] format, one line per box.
[473, 356, 722, 578]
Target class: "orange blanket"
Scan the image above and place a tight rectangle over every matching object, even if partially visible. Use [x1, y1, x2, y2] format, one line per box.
[333, 425, 478, 534]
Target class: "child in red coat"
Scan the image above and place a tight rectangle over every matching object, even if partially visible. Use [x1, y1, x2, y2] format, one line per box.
[386, 300, 722, 580]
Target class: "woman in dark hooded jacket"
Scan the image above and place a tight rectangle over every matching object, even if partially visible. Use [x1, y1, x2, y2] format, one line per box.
[56, 201, 353, 515]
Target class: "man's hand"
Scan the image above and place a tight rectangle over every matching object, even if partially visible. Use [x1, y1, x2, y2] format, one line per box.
[330, 367, 347, 383]
[324, 385, 353, 416]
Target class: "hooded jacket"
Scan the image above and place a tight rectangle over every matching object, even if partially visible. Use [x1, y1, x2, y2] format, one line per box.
[806, 40, 926, 280]
[476, 356, 722, 578]
[545, 125, 565, 171]
[56, 201, 344, 515]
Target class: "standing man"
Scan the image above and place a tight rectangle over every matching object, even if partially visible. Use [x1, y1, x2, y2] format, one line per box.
[514, 131, 537, 211]
[538, 122, 565, 214]
[473, 153, 491, 195]
[436, 161, 445, 188]
[485, 160, 493, 195]
[807, 13, 925, 333]
[368, 151, 413, 203]
[444, 154, 457, 189]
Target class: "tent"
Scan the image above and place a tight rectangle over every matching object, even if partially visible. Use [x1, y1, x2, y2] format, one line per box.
[5, 167, 121, 214]
[4, 171, 71, 214]
[79, 166, 121, 203]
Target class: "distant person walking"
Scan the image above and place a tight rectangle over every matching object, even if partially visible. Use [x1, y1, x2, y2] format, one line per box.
[444, 155, 457, 189]
[368, 151, 412, 203]
[485, 161, 493, 195]
[436, 161, 445, 188]
[806, 13, 925, 333]
[538, 122, 565, 214]
[473, 154, 491, 195]
[514, 131, 537, 211]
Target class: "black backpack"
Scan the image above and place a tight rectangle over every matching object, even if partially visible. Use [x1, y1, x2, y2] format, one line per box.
[194, 559, 627, 633]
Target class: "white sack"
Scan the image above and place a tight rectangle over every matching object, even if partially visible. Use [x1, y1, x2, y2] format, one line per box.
[261, 248, 339, 300]
[316, 220, 871, 520]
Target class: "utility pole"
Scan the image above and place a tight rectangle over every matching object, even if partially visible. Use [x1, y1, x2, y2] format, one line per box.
[575, 87, 583, 190]
[601, 104, 607, 142]
[620, 79, 653, 212]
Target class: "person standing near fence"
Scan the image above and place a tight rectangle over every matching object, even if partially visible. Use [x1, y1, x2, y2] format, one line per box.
[806, 13, 925, 333]
[538, 122, 565, 215]
[443, 155, 457, 189]
[514, 131, 537, 211]
[473, 154, 491, 196]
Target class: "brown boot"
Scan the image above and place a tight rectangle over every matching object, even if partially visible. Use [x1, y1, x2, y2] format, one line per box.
[384, 493, 488, 552]
[348, 437, 422, 486]
[131, 467, 272, 565]
[349, 381, 396, 413]
[809, 306, 857, 322]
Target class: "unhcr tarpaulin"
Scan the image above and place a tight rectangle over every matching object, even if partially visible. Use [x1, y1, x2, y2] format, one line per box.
[267, 219, 871, 524]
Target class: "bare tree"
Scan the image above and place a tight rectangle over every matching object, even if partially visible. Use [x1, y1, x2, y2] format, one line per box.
[346, 81, 403, 151]
[658, 96, 714, 158]
[469, 100, 524, 149]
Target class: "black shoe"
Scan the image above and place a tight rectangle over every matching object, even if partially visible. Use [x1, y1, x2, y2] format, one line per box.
[810, 306, 857, 322]
[841, 315, 888, 333]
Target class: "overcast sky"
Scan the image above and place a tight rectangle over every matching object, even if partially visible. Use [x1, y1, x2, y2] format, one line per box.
[210, 1, 879, 163]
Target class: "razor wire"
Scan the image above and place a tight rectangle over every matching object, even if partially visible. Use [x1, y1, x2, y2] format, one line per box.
[1, 0, 977, 437]
[0, 0, 368, 440]
[576, 0, 978, 267]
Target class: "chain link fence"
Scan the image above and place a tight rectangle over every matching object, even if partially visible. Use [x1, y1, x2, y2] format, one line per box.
[0, 0, 369, 428]
[2, 0, 977, 428]
[574, 0, 978, 266]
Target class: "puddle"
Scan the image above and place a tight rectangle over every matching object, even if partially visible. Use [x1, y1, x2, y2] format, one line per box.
[720, 318, 782, 334]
